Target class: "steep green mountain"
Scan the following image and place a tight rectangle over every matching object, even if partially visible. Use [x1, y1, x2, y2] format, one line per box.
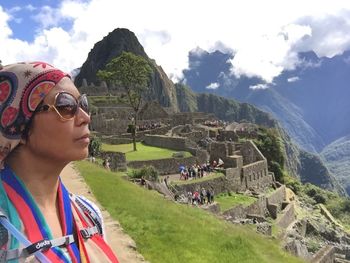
[75, 28, 179, 112]
[321, 135, 350, 194]
[76, 28, 344, 194]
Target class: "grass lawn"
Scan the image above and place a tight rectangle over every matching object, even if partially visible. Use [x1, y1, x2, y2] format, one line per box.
[102, 142, 192, 161]
[75, 161, 303, 263]
[171, 172, 225, 185]
[215, 193, 257, 212]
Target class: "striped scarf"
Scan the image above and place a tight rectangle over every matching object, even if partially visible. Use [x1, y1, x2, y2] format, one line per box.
[0, 165, 119, 263]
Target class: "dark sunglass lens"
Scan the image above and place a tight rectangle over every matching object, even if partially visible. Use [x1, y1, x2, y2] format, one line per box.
[55, 93, 78, 118]
[79, 95, 89, 114]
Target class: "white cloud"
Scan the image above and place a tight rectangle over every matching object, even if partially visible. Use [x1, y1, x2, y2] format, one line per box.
[1, 0, 350, 82]
[0, 6, 13, 39]
[249, 84, 269, 90]
[25, 5, 36, 12]
[206, 82, 220, 90]
[287, 77, 300, 82]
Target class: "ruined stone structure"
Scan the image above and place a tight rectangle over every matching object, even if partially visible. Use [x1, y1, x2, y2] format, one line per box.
[170, 125, 209, 143]
[138, 101, 169, 120]
[206, 140, 272, 192]
[128, 149, 208, 175]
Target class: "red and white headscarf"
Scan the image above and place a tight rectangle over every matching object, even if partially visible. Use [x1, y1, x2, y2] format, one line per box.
[0, 61, 68, 165]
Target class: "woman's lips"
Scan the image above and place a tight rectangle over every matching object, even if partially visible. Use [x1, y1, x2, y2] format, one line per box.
[76, 134, 90, 144]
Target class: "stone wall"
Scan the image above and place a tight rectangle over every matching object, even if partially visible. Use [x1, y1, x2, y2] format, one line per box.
[171, 113, 194, 126]
[217, 130, 238, 142]
[267, 185, 286, 208]
[223, 196, 267, 219]
[101, 151, 127, 171]
[118, 126, 171, 140]
[311, 245, 336, 263]
[241, 140, 265, 165]
[128, 156, 197, 175]
[242, 160, 270, 190]
[128, 148, 208, 175]
[92, 116, 129, 134]
[173, 176, 227, 195]
[276, 203, 296, 229]
[144, 135, 196, 151]
[181, 131, 208, 143]
[209, 142, 228, 163]
[101, 136, 133, 145]
[225, 167, 244, 192]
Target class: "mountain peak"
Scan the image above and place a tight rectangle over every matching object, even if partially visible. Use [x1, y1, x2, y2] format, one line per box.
[74, 28, 148, 87]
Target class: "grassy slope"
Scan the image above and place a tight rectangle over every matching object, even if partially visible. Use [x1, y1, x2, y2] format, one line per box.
[102, 142, 192, 161]
[216, 193, 257, 212]
[75, 161, 303, 263]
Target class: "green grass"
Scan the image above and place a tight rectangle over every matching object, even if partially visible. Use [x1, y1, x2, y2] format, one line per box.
[102, 142, 192, 161]
[171, 172, 225, 185]
[215, 193, 257, 212]
[75, 161, 303, 263]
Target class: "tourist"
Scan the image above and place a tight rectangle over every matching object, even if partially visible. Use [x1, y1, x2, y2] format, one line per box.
[140, 176, 146, 187]
[193, 191, 200, 205]
[206, 189, 212, 204]
[0, 62, 119, 262]
[103, 157, 111, 170]
[210, 188, 215, 203]
[200, 188, 207, 205]
[187, 191, 192, 205]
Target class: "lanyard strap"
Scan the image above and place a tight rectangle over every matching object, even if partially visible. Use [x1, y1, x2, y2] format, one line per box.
[0, 215, 98, 262]
[0, 216, 50, 263]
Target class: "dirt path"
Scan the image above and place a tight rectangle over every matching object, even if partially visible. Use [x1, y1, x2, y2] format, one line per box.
[60, 163, 147, 263]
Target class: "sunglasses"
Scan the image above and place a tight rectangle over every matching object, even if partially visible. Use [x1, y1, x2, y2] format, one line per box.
[36, 92, 89, 121]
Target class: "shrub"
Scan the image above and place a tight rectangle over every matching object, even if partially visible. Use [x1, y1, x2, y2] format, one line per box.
[128, 165, 159, 181]
[314, 194, 326, 204]
[306, 188, 317, 197]
[285, 178, 302, 195]
[88, 136, 102, 157]
[269, 161, 284, 183]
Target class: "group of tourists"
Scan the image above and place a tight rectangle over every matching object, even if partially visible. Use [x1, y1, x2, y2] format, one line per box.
[203, 120, 227, 127]
[179, 160, 224, 181]
[137, 121, 162, 131]
[187, 188, 215, 205]
[179, 163, 211, 180]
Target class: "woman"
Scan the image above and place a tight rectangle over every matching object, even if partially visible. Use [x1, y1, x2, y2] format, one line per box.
[0, 62, 119, 262]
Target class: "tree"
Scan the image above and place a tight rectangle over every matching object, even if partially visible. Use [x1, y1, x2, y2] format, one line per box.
[97, 52, 153, 151]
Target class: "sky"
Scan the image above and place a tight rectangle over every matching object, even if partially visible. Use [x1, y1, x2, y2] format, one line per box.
[1, 0, 350, 83]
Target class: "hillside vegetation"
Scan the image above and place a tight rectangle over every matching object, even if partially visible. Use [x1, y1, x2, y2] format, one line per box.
[321, 135, 350, 195]
[75, 161, 303, 263]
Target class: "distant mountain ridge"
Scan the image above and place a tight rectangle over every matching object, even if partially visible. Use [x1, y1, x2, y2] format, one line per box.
[182, 49, 350, 153]
[75, 28, 344, 195]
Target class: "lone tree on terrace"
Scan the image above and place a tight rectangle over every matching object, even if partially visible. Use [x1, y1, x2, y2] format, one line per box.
[97, 52, 153, 151]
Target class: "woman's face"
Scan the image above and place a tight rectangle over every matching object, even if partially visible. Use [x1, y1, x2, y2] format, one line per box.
[25, 77, 91, 163]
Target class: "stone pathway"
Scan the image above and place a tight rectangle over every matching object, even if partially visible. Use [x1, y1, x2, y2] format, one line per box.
[60, 162, 147, 263]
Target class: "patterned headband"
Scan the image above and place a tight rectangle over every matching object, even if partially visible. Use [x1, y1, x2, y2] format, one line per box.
[0, 61, 68, 165]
